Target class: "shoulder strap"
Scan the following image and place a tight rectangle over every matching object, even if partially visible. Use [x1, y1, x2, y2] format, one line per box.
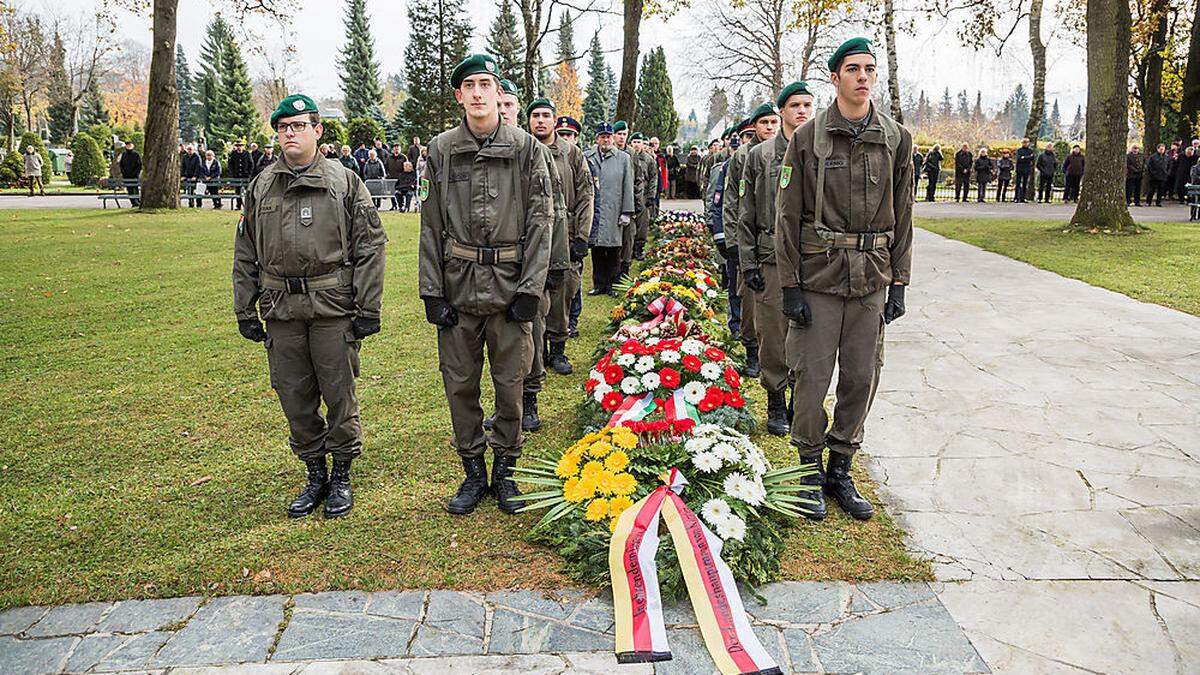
[875, 110, 902, 154]
[812, 108, 831, 230]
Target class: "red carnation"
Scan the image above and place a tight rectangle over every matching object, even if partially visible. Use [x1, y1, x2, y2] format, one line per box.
[603, 364, 624, 385]
[706, 385, 725, 401]
[726, 390, 745, 408]
[660, 339, 682, 350]
[682, 355, 702, 373]
[672, 418, 696, 433]
[620, 340, 640, 354]
[601, 391, 624, 411]
[660, 368, 681, 388]
[698, 399, 718, 413]
[724, 366, 740, 389]
[705, 347, 727, 361]
[585, 378, 599, 394]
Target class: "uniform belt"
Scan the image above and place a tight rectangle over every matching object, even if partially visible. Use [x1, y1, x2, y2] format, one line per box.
[260, 268, 352, 294]
[800, 230, 891, 254]
[447, 241, 520, 265]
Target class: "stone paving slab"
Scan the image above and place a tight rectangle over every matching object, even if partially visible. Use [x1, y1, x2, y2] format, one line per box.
[0, 583, 986, 673]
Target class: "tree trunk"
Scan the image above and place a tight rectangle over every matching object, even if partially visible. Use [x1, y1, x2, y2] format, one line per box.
[518, 0, 538, 99]
[141, 0, 180, 209]
[615, 0, 641, 124]
[1140, 0, 1168, 195]
[883, 0, 903, 123]
[1070, 0, 1134, 232]
[1023, 0, 1046, 144]
[1181, 0, 1200, 141]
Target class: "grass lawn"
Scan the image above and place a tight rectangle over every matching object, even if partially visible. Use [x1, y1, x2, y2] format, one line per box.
[0, 180, 98, 195]
[0, 209, 927, 609]
[917, 216, 1200, 316]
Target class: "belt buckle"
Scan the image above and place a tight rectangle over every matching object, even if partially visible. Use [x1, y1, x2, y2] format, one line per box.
[857, 233, 876, 251]
[478, 247, 497, 265]
[285, 277, 307, 294]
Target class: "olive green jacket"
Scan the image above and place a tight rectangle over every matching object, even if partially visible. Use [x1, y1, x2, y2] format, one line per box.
[540, 142, 570, 272]
[417, 118, 553, 316]
[737, 132, 789, 270]
[774, 103, 914, 298]
[721, 140, 758, 249]
[232, 156, 387, 322]
[635, 150, 658, 211]
[548, 134, 595, 247]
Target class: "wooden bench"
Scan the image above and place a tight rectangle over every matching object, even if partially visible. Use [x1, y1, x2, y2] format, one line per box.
[1188, 184, 1200, 221]
[98, 179, 141, 208]
[180, 178, 250, 208]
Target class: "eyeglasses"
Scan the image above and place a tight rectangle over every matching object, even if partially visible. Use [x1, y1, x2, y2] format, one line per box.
[276, 121, 313, 134]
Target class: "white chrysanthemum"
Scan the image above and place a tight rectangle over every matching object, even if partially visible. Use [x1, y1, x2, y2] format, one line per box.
[635, 355, 656, 373]
[692, 451, 722, 473]
[744, 449, 768, 476]
[723, 472, 752, 501]
[716, 514, 747, 541]
[700, 362, 722, 381]
[620, 376, 642, 395]
[659, 349, 680, 363]
[682, 381, 706, 405]
[706, 289, 718, 298]
[740, 477, 767, 506]
[592, 383, 612, 403]
[616, 353, 636, 366]
[640, 372, 661, 391]
[712, 442, 739, 463]
[681, 339, 705, 355]
[693, 423, 722, 436]
[684, 437, 714, 454]
[700, 498, 732, 526]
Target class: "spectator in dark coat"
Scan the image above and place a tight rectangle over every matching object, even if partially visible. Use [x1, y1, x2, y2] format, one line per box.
[1167, 142, 1181, 199]
[249, 142, 263, 168]
[352, 142, 370, 168]
[973, 148, 994, 203]
[407, 137, 422, 166]
[360, 149, 387, 209]
[338, 145, 360, 174]
[227, 140, 253, 209]
[954, 144, 973, 202]
[1174, 146, 1197, 202]
[180, 143, 203, 209]
[1146, 144, 1170, 206]
[1125, 146, 1144, 206]
[995, 150, 1014, 202]
[665, 146, 681, 198]
[1062, 145, 1085, 202]
[383, 145, 407, 211]
[1036, 147, 1057, 203]
[912, 148, 923, 194]
[253, 145, 276, 177]
[923, 144, 943, 202]
[1013, 139, 1035, 202]
[684, 147, 702, 199]
[200, 149, 222, 210]
[118, 140, 142, 206]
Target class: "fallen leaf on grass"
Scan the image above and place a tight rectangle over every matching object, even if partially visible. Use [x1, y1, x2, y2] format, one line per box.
[190, 475, 213, 487]
[253, 569, 272, 582]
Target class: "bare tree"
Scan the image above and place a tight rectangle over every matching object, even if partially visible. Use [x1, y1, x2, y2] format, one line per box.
[515, 0, 613, 100]
[881, 0, 903, 122]
[0, 10, 48, 134]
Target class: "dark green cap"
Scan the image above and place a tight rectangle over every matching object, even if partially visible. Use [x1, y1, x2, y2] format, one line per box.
[271, 94, 318, 126]
[630, 131, 646, 141]
[776, 81, 812, 109]
[499, 78, 519, 96]
[525, 97, 555, 117]
[827, 37, 875, 72]
[450, 53, 502, 88]
[613, 120, 628, 133]
[749, 102, 779, 124]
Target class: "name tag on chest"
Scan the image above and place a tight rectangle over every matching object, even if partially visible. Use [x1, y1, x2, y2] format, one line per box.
[824, 159, 847, 169]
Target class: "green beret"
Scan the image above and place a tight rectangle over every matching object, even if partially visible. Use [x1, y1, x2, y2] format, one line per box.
[499, 78, 519, 96]
[271, 94, 317, 126]
[525, 97, 555, 117]
[450, 53, 502, 88]
[613, 120, 628, 133]
[776, 81, 812, 109]
[749, 102, 779, 124]
[827, 37, 875, 73]
[630, 132, 646, 141]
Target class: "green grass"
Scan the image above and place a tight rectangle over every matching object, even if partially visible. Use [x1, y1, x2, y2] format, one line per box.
[0, 209, 927, 609]
[918, 216, 1200, 316]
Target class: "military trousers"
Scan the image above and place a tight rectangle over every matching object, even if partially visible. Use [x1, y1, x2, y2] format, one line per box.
[620, 217, 637, 268]
[265, 317, 362, 462]
[751, 263, 789, 394]
[737, 270, 758, 351]
[635, 208, 651, 253]
[523, 291, 553, 395]
[785, 287, 886, 458]
[547, 264, 580, 343]
[437, 311, 533, 458]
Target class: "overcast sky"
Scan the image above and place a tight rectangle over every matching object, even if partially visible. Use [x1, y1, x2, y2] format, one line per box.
[42, 0, 1087, 119]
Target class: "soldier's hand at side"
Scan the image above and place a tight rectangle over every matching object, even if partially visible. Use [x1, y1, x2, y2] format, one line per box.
[781, 286, 812, 328]
[545, 269, 565, 291]
[351, 316, 381, 339]
[716, 241, 728, 259]
[618, 214, 632, 227]
[506, 293, 540, 323]
[238, 318, 267, 342]
[569, 239, 589, 262]
[883, 284, 906, 324]
[743, 268, 766, 293]
[423, 296, 458, 327]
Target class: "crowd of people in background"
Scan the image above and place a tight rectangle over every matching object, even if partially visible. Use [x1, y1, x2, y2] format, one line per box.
[1124, 140, 1200, 206]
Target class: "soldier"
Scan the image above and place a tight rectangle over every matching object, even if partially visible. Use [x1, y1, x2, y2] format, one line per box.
[725, 110, 775, 379]
[775, 38, 913, 521]
[738, 82, 813, 436]
[555, 115, 588, 339]
[418, 54, 552, 516]
[232, 93, 388, 520]
[528, 103, 594, 376]
[613, 120, 630, 152]
[630, 132, 658, 261]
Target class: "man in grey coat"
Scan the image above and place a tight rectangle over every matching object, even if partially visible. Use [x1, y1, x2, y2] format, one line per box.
[584, 122, 635, 296]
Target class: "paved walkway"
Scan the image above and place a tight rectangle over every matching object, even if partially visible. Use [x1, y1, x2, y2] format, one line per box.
[870, 228, 1200, 673]
[913, 199, 1192, 222]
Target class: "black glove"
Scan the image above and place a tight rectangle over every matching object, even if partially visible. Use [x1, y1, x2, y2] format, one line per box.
[743, 268, 766, 293]
[781, 286, 812, 327]
[545, 269, 564, 291]
[238, 318, 267, 342]
[883, 284, 906, 324]
[423, 296, 458, 327]
[569, 238, 589, 262]
[507, 293, 540, 322]
[716, 241, 728, 258]
[351, 316, 381, 339]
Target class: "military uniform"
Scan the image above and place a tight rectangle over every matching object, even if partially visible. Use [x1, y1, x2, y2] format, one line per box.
[233, 96, 387, 520]
[623, 142, 646, 273]
[631, 135, 658, 258]
[722, 131, 760, 374]
[544, 133, 594, 362]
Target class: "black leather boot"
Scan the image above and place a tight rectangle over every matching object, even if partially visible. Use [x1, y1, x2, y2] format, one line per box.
[522, 391, 541, 432]
[741, 343, 761, 378]
[324, 458, 354, 519]
[824, 452, 874, 520]
[798, 452, 827, 521]
[766, 390, 789, 436]
[287, 457, 329, 518]
[546, 341, 573, 375]
[446, 456, 490, 515]
[492, 452, 522, 514]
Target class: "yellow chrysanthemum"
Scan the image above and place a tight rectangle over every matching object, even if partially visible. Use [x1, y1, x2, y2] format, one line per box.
[588, 440, 613, 458]
[612, 428, 638, 450]
[585, 498, 609, 521]
[604, 450, 629, 472]
[581, 460, 605, 484]
[613, 472, 638, 496]
[609, 495, 635, 516]
[556, 454, 580, 478]
[563, 477, 588, 503]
